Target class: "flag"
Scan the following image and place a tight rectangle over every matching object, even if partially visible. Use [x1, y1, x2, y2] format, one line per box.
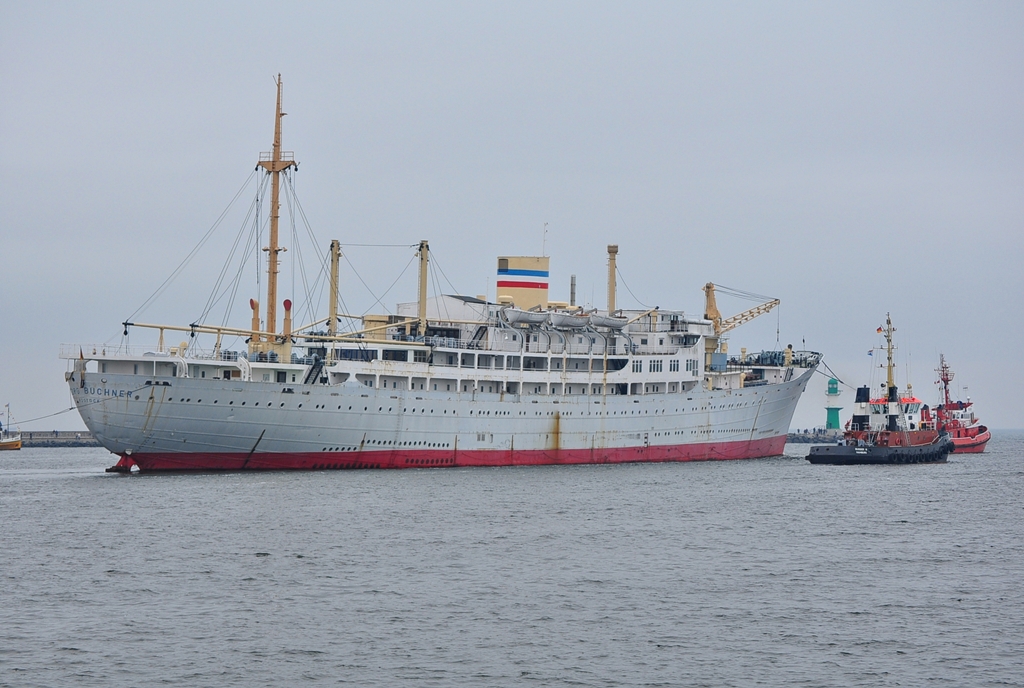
[876, 327, 883, 333]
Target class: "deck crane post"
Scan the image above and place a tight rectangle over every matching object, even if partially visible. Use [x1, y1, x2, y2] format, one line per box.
[702, 283, 780, 360]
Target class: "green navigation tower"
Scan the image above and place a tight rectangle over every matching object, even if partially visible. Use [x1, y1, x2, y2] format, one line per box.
[825, 378, 843, 430]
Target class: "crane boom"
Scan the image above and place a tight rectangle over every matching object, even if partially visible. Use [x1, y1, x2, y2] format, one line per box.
[703, 283, 779, 335]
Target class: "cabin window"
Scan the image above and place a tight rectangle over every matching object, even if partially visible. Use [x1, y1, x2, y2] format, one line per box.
[133, 364, 138, 375]
[632, 360, 642, 373]
[670, 359, 679, 372]
[101, 363, 107, 373]
[201, 370, 206, 378]
[276, 371, 287, 383]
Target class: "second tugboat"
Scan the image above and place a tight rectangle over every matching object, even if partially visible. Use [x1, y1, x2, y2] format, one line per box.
[808, 314, 954, 465]
[934, 355, 990, 453]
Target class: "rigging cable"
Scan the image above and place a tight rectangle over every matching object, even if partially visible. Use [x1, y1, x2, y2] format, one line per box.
[615, 267, 652, 309]
[195, 175, 268, 326]
[221, 210, 264, 328]
[126, 170, 257, 323]
[357, 253, 418, 316]
[710, 284, 776, 303]
[816, 359, 854, 389]
[429, 252, 463, 296]
[429, 260, 453, 324]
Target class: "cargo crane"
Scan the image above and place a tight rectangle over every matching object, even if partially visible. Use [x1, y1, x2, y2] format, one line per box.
[702, 283, 780, 365]
[703, 283, 780, 336]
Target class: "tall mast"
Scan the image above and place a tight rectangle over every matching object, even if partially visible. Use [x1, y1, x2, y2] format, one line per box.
[884, 315, 892, 389]
[883, 312, 897, 396]
[256, 75, 298, 338]
[936, 353, 954, 407]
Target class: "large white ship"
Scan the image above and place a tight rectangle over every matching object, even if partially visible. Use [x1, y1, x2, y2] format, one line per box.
[64, 77, 820, 472]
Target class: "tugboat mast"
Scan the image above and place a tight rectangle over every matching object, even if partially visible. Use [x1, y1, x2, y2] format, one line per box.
[256, 74, 298, 340]
[883, 312, 896, 393]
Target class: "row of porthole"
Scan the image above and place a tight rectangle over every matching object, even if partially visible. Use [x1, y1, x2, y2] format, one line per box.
[366, 439, 450, 448]
[160, 398, 754, 416]
[313, 462, 380, 470]
[406, 457, 455, 466]
[321, 447, 358, 452]
[653, 430, 738, 436]
[168, 398, 307, 409]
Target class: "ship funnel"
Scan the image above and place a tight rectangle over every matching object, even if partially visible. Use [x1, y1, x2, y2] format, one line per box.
[496, 256, 549, 310]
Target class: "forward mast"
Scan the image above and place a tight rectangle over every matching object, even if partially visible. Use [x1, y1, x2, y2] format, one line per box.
[251, 74, 298, 361]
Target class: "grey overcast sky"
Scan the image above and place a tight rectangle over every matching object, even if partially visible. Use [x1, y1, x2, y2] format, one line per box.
[1, 1, 1021, 431]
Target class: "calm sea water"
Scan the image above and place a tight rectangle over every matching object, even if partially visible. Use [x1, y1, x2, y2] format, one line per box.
[3, 433, 1023, 687]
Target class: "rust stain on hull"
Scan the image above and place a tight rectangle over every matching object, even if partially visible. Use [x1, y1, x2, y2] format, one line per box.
[551, 411, 561, 453]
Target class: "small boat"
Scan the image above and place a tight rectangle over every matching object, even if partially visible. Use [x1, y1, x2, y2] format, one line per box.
[934, 355, 990, 453]
[0, 405, 21, 451]
[808, 314, 954, 465]
[589, 313, 628, 330]
[548, 311, 590, 329]
[503, 307, 549, 326]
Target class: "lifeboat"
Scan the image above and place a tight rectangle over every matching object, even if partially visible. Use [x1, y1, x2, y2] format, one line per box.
[548, 311, 590, 329]
[503, 307, 549, 326]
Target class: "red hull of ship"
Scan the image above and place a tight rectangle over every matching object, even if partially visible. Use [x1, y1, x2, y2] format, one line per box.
[950, 427, 990, 454]
[110, 436, 788, 472]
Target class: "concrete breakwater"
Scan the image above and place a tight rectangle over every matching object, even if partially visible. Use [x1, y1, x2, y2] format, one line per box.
[787, 429, 843, 444]
[19, 431, 101, 448]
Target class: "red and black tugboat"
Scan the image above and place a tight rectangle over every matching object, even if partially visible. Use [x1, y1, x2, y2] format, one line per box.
[933, 355, 990, 453]
[808, 314, 954, 465]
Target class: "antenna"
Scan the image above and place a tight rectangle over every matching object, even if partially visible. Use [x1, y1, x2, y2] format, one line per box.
[542, 222, 548, 256]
